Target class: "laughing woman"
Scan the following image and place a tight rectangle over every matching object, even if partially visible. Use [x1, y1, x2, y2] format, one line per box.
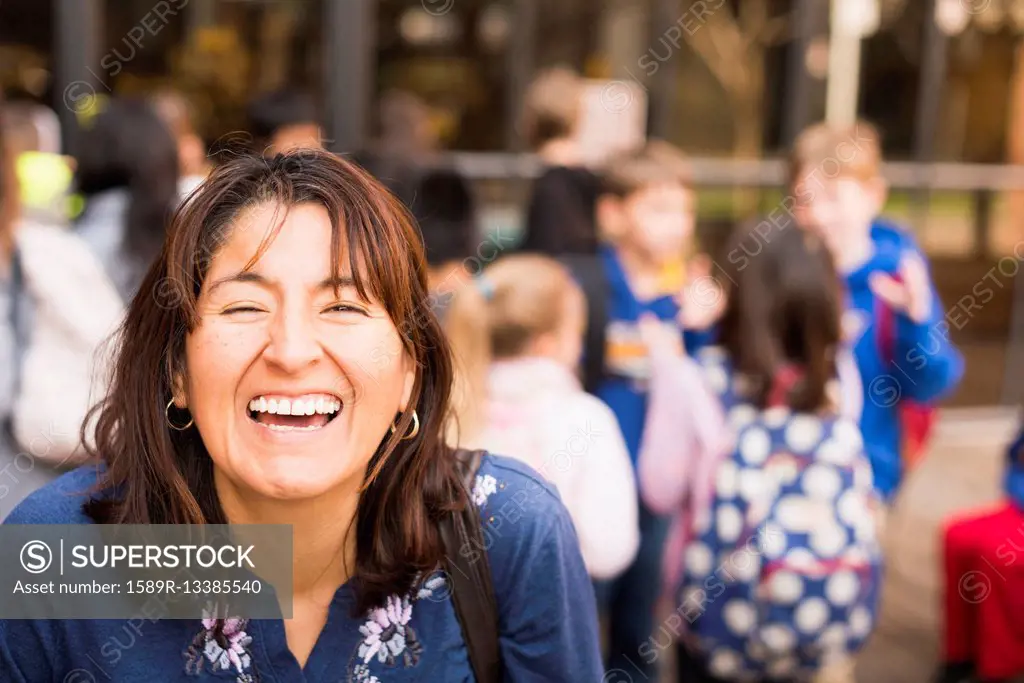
[0, 151, 603, 682]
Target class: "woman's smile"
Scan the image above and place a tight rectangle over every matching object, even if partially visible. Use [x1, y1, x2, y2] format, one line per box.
[246, 392, 343, 432]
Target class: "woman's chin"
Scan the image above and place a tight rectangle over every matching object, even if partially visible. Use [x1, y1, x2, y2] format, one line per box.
[232, 455, 355, 502]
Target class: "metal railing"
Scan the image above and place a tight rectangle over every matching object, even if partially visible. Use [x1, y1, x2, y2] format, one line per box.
[438, 152, 1024, 191]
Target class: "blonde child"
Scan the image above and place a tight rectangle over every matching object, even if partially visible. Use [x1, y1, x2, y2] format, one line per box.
[445, 254, 640, 581]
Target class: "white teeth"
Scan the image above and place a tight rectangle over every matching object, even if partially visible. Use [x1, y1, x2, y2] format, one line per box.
[265, 423, 325, 432]
[248, 395, 342, 415]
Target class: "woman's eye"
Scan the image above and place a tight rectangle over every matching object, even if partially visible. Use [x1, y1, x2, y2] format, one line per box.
[222, 306, 265, 315]
[324, 303, 367, 315]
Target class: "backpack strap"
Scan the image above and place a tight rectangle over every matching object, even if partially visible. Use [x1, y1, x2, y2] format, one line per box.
[441, 448, 503, 683]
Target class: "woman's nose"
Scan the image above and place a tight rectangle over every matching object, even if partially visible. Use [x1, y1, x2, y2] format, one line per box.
[263, 308, 323, 372]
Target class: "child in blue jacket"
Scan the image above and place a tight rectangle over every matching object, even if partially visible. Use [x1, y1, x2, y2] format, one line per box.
[789, 121, 963, 501]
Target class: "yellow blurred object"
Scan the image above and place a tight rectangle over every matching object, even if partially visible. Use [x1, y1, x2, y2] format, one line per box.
[15, 151, 75, 223]
[657, 260, 686, 296]
[74, 93, 108, 129]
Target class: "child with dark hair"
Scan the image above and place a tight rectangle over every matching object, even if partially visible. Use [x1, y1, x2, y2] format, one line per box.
[639, 221, 882, 683]
[246, 89, 322, 156]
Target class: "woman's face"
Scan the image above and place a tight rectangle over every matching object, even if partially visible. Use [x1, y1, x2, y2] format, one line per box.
[182, 202, 416, 502]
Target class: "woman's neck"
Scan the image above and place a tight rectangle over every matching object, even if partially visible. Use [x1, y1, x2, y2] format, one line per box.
[616, 241, 667, 300]
[214, 473, 359, 600]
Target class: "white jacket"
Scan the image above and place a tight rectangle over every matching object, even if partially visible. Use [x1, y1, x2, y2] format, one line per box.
[8, 221, 124, 469]
[471, 357, 640, 580]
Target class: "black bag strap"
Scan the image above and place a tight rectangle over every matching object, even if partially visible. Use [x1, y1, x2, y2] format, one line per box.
[441, 448, 503, 683]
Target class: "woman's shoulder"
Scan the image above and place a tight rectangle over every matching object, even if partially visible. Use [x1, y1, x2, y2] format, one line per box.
[470, 453, 577, 548]
[3, 464, 102, 524]
[472, 452, 564, 511]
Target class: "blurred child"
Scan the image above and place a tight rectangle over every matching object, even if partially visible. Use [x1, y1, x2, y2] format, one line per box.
[640, 222, 882, 683]
[445, 254, 639, 580]
[592, 141, 717, 679]
[519, 66, 602, 256]
[937, 425, 1024, 683]
[791, 121, 963, 502]
[246, 89, 322, 156]
[149, 89, 211, 197]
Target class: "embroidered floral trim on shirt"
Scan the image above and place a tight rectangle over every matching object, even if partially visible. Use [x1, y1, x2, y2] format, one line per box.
[348, 571, 447, 682]
[471, 474, 498, 507]
[184, 617, 257, 682]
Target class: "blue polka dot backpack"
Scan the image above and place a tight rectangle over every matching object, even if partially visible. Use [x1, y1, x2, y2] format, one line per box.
[675, 347, 884, 682]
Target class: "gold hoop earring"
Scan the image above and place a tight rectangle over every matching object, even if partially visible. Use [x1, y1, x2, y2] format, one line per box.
[390, 410, 420, 441]
[165, 399, 194, 431]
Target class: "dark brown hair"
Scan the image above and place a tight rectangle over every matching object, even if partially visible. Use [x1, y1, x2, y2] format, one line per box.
[717, 218, 841, 412]
[84, 150, 465, 614]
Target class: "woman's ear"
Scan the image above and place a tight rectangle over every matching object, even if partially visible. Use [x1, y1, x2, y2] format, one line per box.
[398, 359, 416, 413]
[171, 371, 189, 409]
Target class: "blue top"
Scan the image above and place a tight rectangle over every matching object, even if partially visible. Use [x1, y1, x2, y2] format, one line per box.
[595, 245, 712, 465]
[0, 455, 603, 682]
[844, 221, 963, 498]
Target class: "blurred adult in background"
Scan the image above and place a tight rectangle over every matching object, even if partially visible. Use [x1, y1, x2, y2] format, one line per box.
[2, 100, 73, 225]
[150, 89, 211, 197]
[246, 88, 322, 156]
[0, 92, 124, 520]
[356, 90, 440, 208]
[74, 98, 180, 303]
[356, 90, 481, 306]
[518, 66, 601, 256]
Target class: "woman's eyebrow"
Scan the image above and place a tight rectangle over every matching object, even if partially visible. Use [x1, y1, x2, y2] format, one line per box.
[204, 273, 361, 297]
[206, 271, 272, 296]
[317, 276, 357, 291]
